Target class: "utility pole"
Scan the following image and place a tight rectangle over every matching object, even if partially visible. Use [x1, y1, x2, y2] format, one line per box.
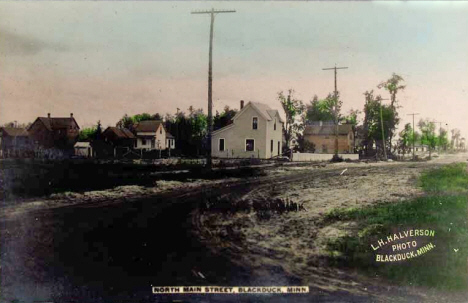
[407, 113, 419, 160]
[192, 8, 236, 169]
[378, 98, 389, 160]
[322, 65, 348, 157]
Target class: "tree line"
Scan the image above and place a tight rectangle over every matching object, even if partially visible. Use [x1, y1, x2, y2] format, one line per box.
[278, 73, 465, 158]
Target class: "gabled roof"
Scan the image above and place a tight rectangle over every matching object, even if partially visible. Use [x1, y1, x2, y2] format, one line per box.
[103, 127, 136, 139]
[304, 124, 353, 136]
[134, 120, 164, 133]
[0, 127, 29, 137]
[166, 132, 175, 139]
[213, 101, 284, 135]
[30, 117, 80, 131]
[233, 101, 284, 123]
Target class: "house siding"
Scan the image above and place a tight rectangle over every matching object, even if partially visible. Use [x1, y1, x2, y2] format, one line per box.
[211, 103, 283, 159]
[135, 124, 167, 150]
[304, 132, 354, 153]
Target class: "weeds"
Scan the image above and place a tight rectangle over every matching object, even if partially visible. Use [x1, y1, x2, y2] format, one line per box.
[323, 163, 468, 290]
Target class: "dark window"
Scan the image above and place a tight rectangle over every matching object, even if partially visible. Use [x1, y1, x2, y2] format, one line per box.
[274, 119, 276, 131]
[151, 139, 155, 148]
[246, 139, 255, 151]
[160, 128, 162, 134]
[252, 117, 258, 130]
[278, 141, 280, 155]
[219, 138, 225, 151]
[271, 140, 274, 152]
[142, 139, 146, 145]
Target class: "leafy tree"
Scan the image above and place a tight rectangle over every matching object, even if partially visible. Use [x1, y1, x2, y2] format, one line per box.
[362, 90, 399, 157]
[451, 129, 461, 150]
[278, 89, 304, 150]
[418, 119, 437, 158]
[398, 123, 414, 157]
[377, 73, 406, 108]
[213, 106, 237, 131]
[305, 95, 335, 122]
[377, 73, 405, 148]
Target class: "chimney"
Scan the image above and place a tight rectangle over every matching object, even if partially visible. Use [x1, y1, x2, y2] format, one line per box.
[47, 113, 51, 118]
[70, 113, 73, 118]
[240, 100, 244, 109]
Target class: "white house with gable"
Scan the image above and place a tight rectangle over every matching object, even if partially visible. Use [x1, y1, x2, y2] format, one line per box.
[133, 120, 175, 151]
[211, 100, 284, 159]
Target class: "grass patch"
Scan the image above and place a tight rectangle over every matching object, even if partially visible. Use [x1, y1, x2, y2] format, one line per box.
[323, 163, 468, 290]
[419, 162, 468, 193]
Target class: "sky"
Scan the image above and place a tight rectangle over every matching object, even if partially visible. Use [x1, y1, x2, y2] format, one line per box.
[0, 1, 467, 138]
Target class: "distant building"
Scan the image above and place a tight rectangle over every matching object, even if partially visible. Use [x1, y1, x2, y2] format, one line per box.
[133, 120, 175, 151]
[303, 122, 354, 154]
[101, 127, 137, 157]
[211, 100, 284, 159]
[28, 113, 80, 155]
[0, 127, 32, 158]
[74, 142, 93, 158]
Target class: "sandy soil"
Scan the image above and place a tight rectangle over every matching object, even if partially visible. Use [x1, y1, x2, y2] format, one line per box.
[193, 153, 468, 302]
[1, 153, 467, 302]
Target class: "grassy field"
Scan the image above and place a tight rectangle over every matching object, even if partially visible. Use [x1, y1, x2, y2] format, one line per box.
[323, 163, 468, 290]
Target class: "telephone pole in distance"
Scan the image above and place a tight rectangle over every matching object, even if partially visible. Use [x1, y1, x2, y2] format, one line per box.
[322, 65, 348, 157]
[407, 113, 419, 160]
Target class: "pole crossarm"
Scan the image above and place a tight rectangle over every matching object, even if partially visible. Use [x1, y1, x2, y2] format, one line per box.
[191, 9, 236, 14]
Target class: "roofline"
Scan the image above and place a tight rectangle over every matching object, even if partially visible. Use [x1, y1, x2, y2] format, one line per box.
[212, 124, 235, 135]
[232, 102, 271, 123]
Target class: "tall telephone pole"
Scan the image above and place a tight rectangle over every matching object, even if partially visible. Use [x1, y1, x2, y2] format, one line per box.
[192, 8, 236, 169]
[322, 65, 348, 157]
[407, 113, 419, 160]
[378, 98, 390, 160]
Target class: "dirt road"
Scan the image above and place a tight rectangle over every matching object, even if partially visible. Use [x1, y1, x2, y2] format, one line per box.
[1, 153, 467, 302]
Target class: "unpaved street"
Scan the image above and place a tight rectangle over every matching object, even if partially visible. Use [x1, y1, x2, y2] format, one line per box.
[1, 153, 467, 302]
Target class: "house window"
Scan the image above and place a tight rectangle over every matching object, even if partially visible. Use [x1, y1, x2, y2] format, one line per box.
[219, 138, 225, 151]
[278, 141, 280, 155]
[151, 139, 155, 148]
[271, 140, 274, 152]
[252, 117, 258, 130]
[246, 139, 255, 151]
[274, 119, 276, 131]
[160, 128, 162, 134]
[134, 140, 137, 148]
[142, 139, 146, 145]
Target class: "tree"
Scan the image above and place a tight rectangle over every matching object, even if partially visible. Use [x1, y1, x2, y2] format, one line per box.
[78, 121, 102, 142]
[278, 89, 304, 150]
[362, 90, 399, 158]
[418, 119, 437, 158]
[213, 106, 237, 131]
[305, 95, 335, 122]
[398, 123, 413, 157]
[377, 73, 406, 109]
[451, 129, 461, 150]
[377, 73, 405, 149]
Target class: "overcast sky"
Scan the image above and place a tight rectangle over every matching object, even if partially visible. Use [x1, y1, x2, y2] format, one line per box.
[0, 1, 467, 137]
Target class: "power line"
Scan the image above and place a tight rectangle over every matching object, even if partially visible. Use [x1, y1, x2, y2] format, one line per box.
[191, 8, 236, 169]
